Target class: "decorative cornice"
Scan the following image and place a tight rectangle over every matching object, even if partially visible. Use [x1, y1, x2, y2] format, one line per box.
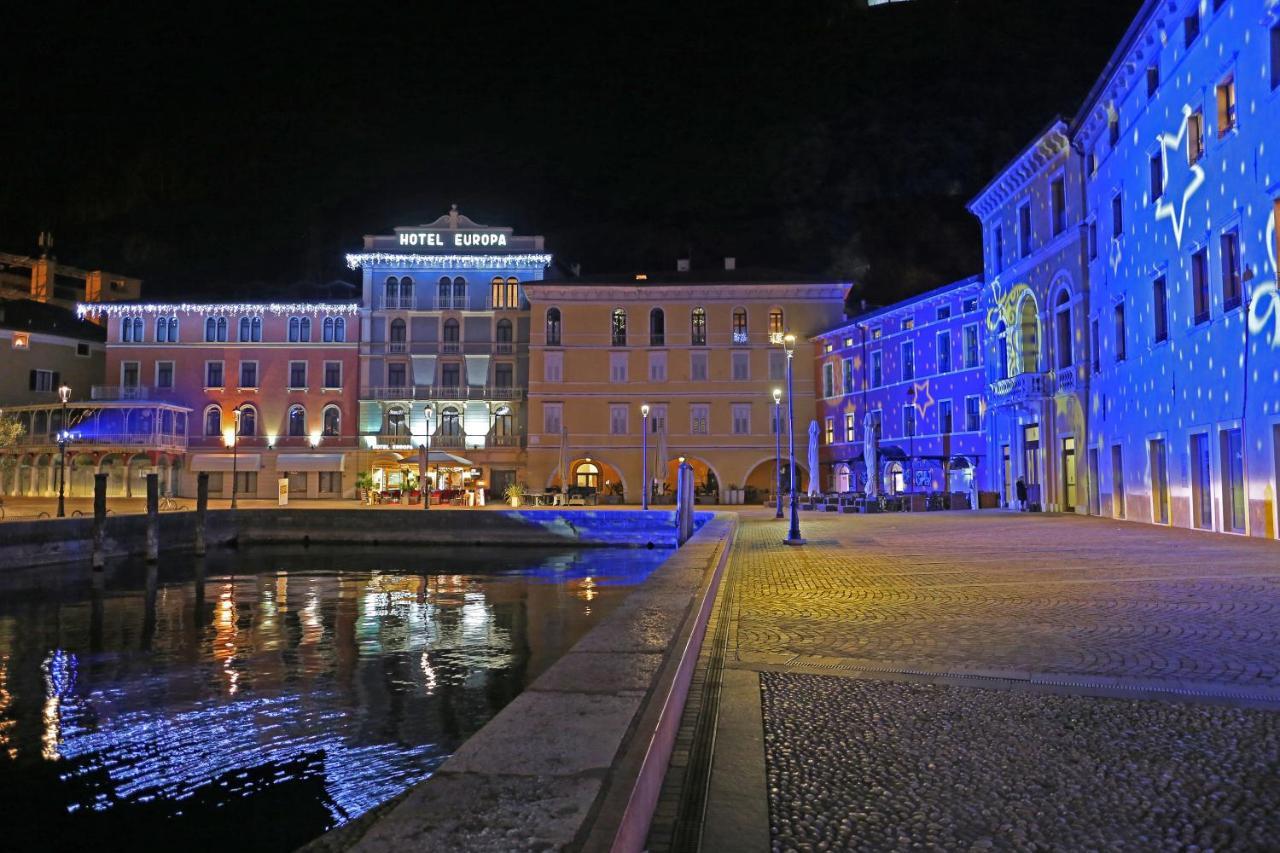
[78, 302, 360, 318]
[967, 121, 1072, 221]
[345, 253, 553, 270]
[521, 282, 847, 303]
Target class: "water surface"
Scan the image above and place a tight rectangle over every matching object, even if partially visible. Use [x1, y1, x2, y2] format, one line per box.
[0, 544, 667, 851]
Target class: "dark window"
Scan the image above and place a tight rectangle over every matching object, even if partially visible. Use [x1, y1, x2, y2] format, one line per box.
[1112, 192, 1123, 237]
[288, 406, 306, 437]
[205, 408, 221, 436]
[938, 331, 952, 374]
[239, 362, 257, 388]
[901, 341, 914, 381]
[387, 362, 407, 387]
[1088, 222, 1098, 260]
[1192, 247, 1210, 324]
[1153, 276, 1168, 343]
[1018, 203, 1032, 256]
[290, 362, 307, 388]
[546, 308, 561, 346]
[650, 308, 665, 346]
[1109, 114, 1120, 147]
[1114, 303, 1127, 362]
[1185, 12, 1199, 47]
[440, 363, 460, 388]
[1272, 23, 1280, 90]
[157, 362, 173, 388]
[1051, 177, 1066, 235]
[1221, 229, 1242, 310]
[324, 361, 342, 388]
[494, 362, 513, 390]
[1146, 64, 1158, 98]
[323, 407, 340, 437]
[1090, 318, 1100, 374]
[452, 276, 466, 308]
[1149, 151, 1163, 201]
[386, 276, 399, 308]
[438, 276, 451, 309]
[442, 318, 460, 344]
[691, 307, 706, 346]
[206, 362, 224, 388]
[993, 226, 1004, 274]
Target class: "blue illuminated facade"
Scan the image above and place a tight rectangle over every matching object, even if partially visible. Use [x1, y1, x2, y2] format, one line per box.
[967, 0, 1280, 535]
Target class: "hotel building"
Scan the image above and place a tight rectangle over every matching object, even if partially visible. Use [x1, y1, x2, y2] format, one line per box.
[523, 270, 848, 503]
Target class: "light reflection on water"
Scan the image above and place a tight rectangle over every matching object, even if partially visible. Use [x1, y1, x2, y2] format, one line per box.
[0, 544, 665, 852]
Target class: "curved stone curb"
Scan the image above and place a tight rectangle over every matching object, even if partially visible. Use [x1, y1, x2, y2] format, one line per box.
[305, 513, 737, 852]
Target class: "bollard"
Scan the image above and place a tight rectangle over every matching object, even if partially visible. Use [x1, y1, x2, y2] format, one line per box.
[675, 461, 695, 546]
[195, 472, 208, 556]
[92, 472, 108, 569]
[145, 472, 159, 562]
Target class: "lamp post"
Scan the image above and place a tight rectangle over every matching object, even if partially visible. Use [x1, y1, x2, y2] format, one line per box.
[772, 387, 783, 519]
[783, 334, 804, 545]
[640, 404, 650, 510]
[906, 386, 916, 494]
[230, 407, 241, 509]
[57, 385, 71, 518]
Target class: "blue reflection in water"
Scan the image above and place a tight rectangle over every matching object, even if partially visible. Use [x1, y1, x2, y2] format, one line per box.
[0, 544, 667, 852]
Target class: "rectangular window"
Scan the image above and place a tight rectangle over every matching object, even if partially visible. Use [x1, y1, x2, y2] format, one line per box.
[731, 351, 750, 381]
[1111, 444, 1126, 519]
[1272, 23, 1280, 90]
[903, 404, 916, 438]
[1018, 202, 1032, 257]
[235, 471, 258, 496]
[1090, 318, 1101, 373]
[768, 350, 785, 381]
[962, 297, 977, 313]
[649, 351, 668, 382]
[324, 361, 342, 389]
[1153, 275, 1168, 343]
[1149, 438, 1169, 524]
[937, 331, 952, 374]
[1109, 115, 1120, 147]
[963, 325, 979, 368]
[870, 350, 883, 387]
[824, 417, 834, 444]
[121, 362, 139, 388]
[30, 368, 55, 392]
[902, 317, 914, 331]
[731, 403, 751, 435]
[842, 357, 854, 394]
[938, 399, 953, 434]
[156, 361, 174, 389]
[1051, 176, 1066, 235]
[206, 361, 224, 388]
[1184, 11, 1199, 46]
[1113, 303, 1126, 362]
[239, 361, 258, 389]
[289, 361, 307, 389]
[845, 412, 856, 442]
[901, 341, 914, 381]
[610, 404, 628, 435]
[1149, 150, 1163, 201]
[1216, 76, 1236, 137]
[1146, 64, 1158, 97]
[1191, 247, 1210, 324]
[936, 306, 951, 321]
[649, 404, 667, 434]
[690, 351, 709, 382]
[544, 351, 563, 383]
[1221, 228, 1242, 311]
[1188, 110, 1204, 164]
[494, 362, 513, 389]
[822, 362, 835, 397]
[871, 327, 882, 340]
[1088, 221, 1098, 260]
[543, 403, 562, 435]
[1221, 427, 1245, 532]
[439, 362, 460, 388]
[387, 362, 407, 388]
[690, 404, 709, 435]
[1190, 433, 1213, 529]
[1112, 192, 1123, 237]
[76, 342, 90, 357]
[964, 396, 980, 432]
[318, 471, 341, 494]
[610, 352, 629, 383]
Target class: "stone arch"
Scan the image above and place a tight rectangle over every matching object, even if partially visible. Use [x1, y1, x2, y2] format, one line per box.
[741, 454, 808, 497]
[1015, 290, 1041, 374]
[545, 454, 629, 498]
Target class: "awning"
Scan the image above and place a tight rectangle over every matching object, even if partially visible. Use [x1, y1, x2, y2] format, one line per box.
[189, 453, 261, 472]
[427, 450, 472, 466]
[276, 453, 345, 472]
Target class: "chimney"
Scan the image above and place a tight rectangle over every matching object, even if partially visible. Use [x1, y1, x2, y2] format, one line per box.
[724, 256, 736, 271]
[676, 258, 690, 272]
[85, 270, 104, 302]
[31, 258, 54, 303]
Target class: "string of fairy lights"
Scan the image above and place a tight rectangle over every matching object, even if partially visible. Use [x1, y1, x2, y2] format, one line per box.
[77, 302, 361, 318]
[344, 253, 553, 270]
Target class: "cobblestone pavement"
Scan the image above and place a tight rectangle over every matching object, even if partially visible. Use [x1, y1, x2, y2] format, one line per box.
[732, 510, 1280, 691]
[761, 672, 1280, 852]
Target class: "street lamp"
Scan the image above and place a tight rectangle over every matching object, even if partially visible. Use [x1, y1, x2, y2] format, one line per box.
[57, 385, 71, 518]
[230, 406, 242, 509]
[640, 404, 650, 510]
[782, 334, 804, 545]
[906, 386, 916, 494]
[772, 387, 783, 519]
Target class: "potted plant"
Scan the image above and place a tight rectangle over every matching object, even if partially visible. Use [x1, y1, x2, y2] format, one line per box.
[503, 481, 527, 507]
[355, 471, 373, 503]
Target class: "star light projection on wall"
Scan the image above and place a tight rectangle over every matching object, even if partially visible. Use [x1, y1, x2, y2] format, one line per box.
[1248, 215, 1279, 349]
[1154, 104, 1205, 250]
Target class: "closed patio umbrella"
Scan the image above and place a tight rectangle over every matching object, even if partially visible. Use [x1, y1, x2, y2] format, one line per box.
[864, 412, 879, 498]
[806, 420, 821, 497]
[654, 425, 668, 496]
[559, 423, 569, 497]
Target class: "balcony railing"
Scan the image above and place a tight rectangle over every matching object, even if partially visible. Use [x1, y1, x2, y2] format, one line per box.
[988, 371, 1050, 404]
[1054, 365, 1077, 394]
[13, 431, 187, 450]
[92, 385, 151, 400]
[362, 385, 524, 401]
[382, 296, 416, 310]
[494, 341, 514, 354]
[487, 434, 521, 447]
[388, 340, 407, 353]
[441, 341, 461, 354]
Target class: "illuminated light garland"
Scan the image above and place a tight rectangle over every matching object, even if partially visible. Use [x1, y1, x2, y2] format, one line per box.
[345, 253, 553, 271]
[77, 302, 361, 319]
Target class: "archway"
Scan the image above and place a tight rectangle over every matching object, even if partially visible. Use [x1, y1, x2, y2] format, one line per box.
[660, 455, 724, 502]
[1016, 293, 1040, 374]
[69, 453, 97, 497]
[885, 462, 905, 495]
[743, 456, 808, 504]
[834, 463, 851, 493]
[548, 456, 625, 498]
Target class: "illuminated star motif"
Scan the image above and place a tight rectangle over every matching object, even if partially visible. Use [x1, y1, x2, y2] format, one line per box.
[909, 380, 935, 416]
[1154, 104, 1205, 249]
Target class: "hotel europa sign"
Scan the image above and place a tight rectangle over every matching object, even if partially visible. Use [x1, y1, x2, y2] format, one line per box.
[397, 231, 509, 248]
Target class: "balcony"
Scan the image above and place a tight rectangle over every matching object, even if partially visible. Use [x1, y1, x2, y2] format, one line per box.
[92, 385, 151, 400]
[441, 341, 461, 354]
[1054, 365, 1078, 394]
[988, 371, 1050, 405]
[382, 296, 416, 310]
[493, 341, 515, 354]
[388, 341, 407, 353]
[361, 385, 525, 401]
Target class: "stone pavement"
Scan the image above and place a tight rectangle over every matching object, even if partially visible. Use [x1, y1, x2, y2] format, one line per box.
[658, 509, 1280, 851]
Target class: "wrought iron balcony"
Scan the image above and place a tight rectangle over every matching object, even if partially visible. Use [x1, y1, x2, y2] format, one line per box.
[1054, 365, 1078, 394]
[361, 385, 525, 401]
[988, 371, 1050, 404]
[91, 385, 151, 400]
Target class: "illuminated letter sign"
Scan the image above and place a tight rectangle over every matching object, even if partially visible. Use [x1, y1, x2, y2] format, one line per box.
[399, 232, 509, 248]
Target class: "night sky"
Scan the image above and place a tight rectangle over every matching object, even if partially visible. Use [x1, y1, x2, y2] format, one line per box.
[2, 0, 1141, 304]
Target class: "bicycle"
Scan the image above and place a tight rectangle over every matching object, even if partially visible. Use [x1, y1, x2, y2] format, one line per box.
[159, 496, 180, 511]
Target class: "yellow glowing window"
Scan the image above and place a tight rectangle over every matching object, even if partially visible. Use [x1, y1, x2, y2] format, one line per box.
[12, 332, 29, 349]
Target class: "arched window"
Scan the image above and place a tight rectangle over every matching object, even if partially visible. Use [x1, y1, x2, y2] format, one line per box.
[289, 317, 299, 342]
[155, 317, 168, 342]
[123, 316, 144, 342]
[322, 405, 341, 437]
[389, 318, 406, 352]
[452, 276, 466, 309]
[612, 308, 627, 347]
[574, 461, 600, 489]
[546, 307, 562, 346]
[399, 276, 414, 308]
[442, 318, 460, 345]
[649, 308, 665, 346]
[333, 317, 345, 342]
[386, 276, 399, 309]
[768, 308, 784, 339]
[493, 405, 513, 437]
[251, 317, 261, 341]
[438, 276, 451, 308]
[237, 405, 256, 437]
[440, 405, 461, 436]
[691, 307, 706, 346]
[204, 405, 222, 437]
[1017, 296, 1039, 374]
[1054, 289, 1072, 370]
[323, 317, 334, 342]
[299, 317, 311, 342]
[288, 405, 307, 437]
[215, 317, 227, 341]
[205, 317, 216, 342]
[491, 276, 505, 308]
[732, 308, 748, 343]
[506, 276, 519, 308]
[169, 317, 180, 342]
[239, 317, 250, 341]
[496, 318, 513, 343]
[386, 406, 408, 437]
[122, 316, 135, 342]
